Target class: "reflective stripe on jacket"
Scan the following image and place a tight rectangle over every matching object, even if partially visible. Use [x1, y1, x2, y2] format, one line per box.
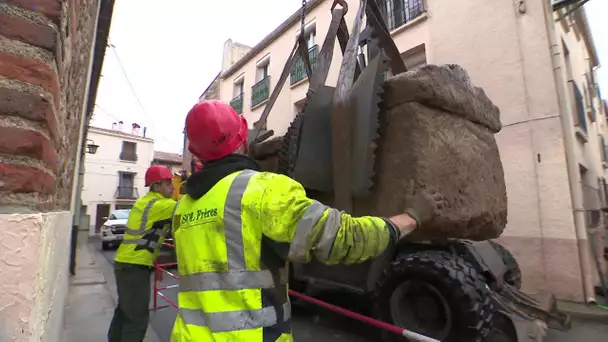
[170, 170, 390, 342]
[114, 192, 176, 267]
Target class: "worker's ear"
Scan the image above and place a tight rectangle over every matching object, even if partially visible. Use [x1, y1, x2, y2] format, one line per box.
[150, 182, 160, 192]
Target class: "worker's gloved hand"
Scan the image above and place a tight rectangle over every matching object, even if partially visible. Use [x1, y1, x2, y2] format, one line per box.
[403, 180, 443, 230]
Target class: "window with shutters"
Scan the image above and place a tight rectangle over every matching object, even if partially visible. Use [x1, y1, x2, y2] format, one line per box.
[230, 75, 245, 114]
[381, 0, 425, 31]
[116, 171, 138, 199]
[120, 141, 138, 162]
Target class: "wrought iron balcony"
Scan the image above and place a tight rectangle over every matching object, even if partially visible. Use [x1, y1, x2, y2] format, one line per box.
[230, 93, 244, 114]
[115, 186, 139, 200]
[251, 76, 271, 108]
[290, 45, 319, 85]
[571, 81, 587, 134]
[380, 0, 425, 31]
[119, 151, 138, 162]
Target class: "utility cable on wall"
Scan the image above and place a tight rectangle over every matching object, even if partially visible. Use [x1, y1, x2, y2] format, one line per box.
[94, 102, 181, 152]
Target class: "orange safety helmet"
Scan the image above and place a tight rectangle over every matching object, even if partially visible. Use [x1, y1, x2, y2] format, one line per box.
[185, 100, 248, 161]
[145, 165, 173, 186]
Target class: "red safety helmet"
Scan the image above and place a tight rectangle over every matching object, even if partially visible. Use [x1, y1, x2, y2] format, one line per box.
[185, 100, 248, 161]
[145, 165, 173, 186]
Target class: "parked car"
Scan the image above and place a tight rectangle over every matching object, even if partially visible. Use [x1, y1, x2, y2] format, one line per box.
[100, 209, 130, 250]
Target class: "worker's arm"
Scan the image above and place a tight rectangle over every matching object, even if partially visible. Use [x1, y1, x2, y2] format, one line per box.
[150, 198, 177, 235]
[256, 173, 419, 265]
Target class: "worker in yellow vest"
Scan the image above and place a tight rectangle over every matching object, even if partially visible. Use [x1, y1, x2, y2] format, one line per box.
[170, 100, 442, 342]
[108, 164, 176, 342]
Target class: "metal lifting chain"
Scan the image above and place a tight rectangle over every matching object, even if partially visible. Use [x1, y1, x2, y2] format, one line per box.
[300, 0, 307, 32]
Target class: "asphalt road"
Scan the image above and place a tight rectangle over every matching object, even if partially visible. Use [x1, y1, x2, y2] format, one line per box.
[99, 243, 608, 342]
[99, 246, 380, 342]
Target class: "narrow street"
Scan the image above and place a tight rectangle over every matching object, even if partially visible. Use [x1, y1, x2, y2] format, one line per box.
[96, 241, 608, 342]
[97, 243, 380, 341]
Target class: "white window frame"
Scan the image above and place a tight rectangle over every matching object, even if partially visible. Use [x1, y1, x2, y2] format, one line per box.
[233, 73, 245, 98]
[295, 20, 316, 49]
[256, 54, 271, 82]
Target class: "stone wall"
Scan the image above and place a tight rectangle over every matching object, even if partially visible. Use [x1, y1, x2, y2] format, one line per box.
[0, 0, 101, 340]
[0, 0, 99, 211]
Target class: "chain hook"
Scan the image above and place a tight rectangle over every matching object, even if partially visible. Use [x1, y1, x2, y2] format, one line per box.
[300, 0, 307, 34]
[331, 0, 348, 14]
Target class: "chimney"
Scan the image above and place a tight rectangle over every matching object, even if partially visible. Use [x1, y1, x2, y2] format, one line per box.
[143, 127, 147, 137]
[111, 122, 117, 130]
[117, 121, 124, 131]
[131, 123, 141, 135]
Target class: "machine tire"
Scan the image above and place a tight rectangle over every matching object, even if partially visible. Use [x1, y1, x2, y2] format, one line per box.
[101, 241, 111, 251]
[288, 263, 308, 294]
[489, 241, 522, 289]
[374, 250, 493, 342]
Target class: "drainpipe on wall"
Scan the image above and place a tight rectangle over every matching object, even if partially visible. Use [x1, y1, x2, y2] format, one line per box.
[542, 0, 596, 303]
[69, 123, 91, 275]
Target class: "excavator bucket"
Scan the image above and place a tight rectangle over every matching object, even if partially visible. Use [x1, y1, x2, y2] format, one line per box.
[280, 53, 387, 195]
[289, 86, 336, 192]
[489, 287, 570, 341]
[459, 241, 571, 341]
[348, 53, 387, 196]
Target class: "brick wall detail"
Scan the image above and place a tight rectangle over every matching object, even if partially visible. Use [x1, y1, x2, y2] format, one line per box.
[0, 1, 99, 211]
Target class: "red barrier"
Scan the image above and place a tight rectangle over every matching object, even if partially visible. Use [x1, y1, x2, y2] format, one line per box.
[149, 242, 437, 341]
[289, 290, 439, 342]
[151, 242, 179, 311]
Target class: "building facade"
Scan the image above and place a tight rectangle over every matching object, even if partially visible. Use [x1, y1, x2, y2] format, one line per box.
[0, 0, 113, 340]
[152, 150, 184, 174]
[192, 0, 607, 302]
[182, 42, 252, 170]
[81, 125, 154, 236]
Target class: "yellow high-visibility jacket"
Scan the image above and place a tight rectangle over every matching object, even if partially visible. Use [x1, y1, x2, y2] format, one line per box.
[115, 192, 176, 267]
[170, 170, 390, 342]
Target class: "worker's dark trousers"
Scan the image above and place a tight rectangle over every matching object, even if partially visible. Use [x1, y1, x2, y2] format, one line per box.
[108, 262, 152, 342]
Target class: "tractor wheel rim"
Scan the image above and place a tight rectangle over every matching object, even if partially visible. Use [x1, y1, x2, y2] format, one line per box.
[389, 280, 452, 340]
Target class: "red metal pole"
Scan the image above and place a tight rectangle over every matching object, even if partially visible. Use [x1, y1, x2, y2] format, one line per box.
[153, 260, 159, 310]
[288, 290, 439, 342]
[158, 291, 178, 308]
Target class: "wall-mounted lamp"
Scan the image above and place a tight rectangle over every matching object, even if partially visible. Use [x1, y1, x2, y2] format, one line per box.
[86, 139, 99, 154]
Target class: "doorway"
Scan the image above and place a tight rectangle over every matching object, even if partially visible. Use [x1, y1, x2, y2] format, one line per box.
[95, 204, 111, 233]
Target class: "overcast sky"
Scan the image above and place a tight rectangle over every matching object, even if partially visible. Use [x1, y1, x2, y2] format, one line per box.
[91, 0, 608, 154]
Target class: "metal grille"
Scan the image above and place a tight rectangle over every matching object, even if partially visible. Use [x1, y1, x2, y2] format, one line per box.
[381, 0, 425, 31]
[115, 186, 139, 199]
[572, 81, 587, 133]
[251, 76, 271, 108]
[230, 93, 244, 114]
[290, 45, 319, 85]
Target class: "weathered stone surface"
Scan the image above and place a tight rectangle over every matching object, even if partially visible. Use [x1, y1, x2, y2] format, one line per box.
[5, 0, 62, 23]
[0, 162, 55, 194]
[52, 0, 99, 210]
[0, 51, 60, 106]
[0, 126, 57, 171]
[354, 64, 508, 240]
[0, 11, 57, 51]
[0, 0, 98, 211]
[0, 87, 59, 142]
